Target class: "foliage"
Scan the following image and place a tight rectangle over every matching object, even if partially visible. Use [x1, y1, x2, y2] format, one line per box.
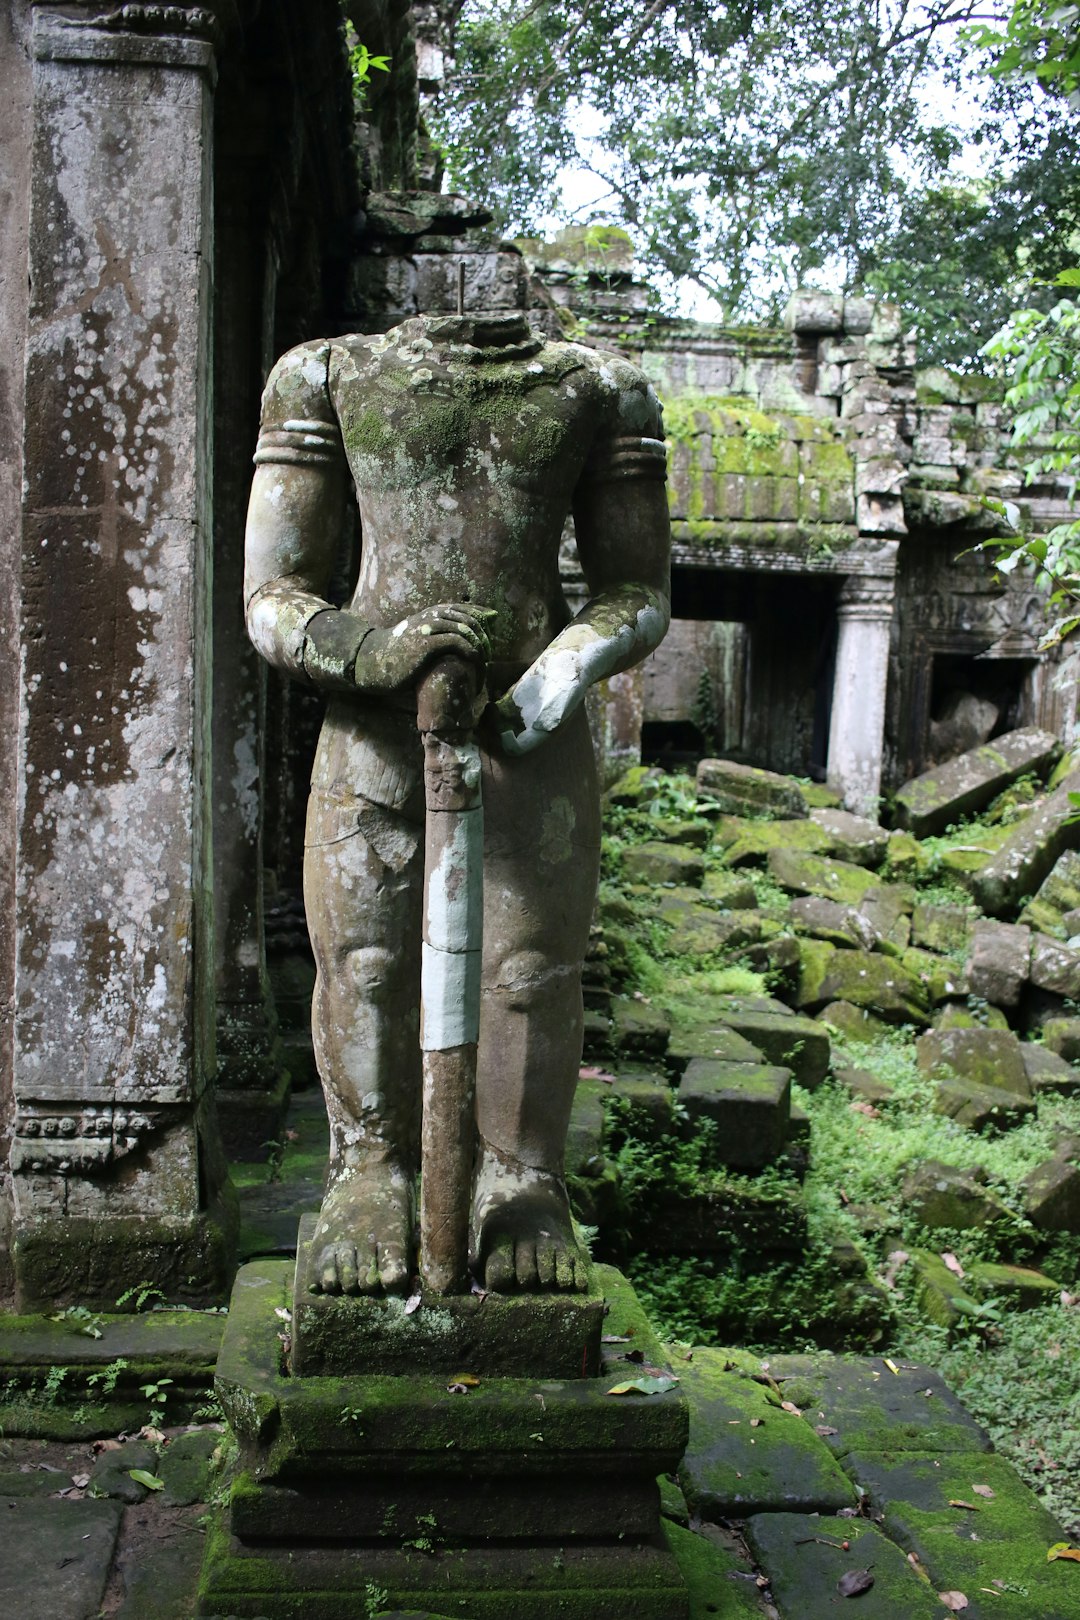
[345, 25, 390, 110]
[967, 0, 1080, 101]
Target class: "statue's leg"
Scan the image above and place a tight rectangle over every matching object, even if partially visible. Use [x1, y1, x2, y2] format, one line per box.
[304, 771, 424, 1296]
[471, 705, 601, 1292]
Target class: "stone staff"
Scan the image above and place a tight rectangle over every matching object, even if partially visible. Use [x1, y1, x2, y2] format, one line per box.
[416, 657, 484, 1294]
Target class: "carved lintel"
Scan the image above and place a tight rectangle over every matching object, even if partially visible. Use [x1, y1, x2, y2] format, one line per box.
[11, 1101, 165, 1176]
[32, 2, 228, 71]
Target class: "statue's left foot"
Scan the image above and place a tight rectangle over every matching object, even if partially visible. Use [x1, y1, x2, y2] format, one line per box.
[471, 1148, 589, 1293]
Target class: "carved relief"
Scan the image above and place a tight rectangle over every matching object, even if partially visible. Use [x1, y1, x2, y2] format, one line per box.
[11, 1103, 164, 1177]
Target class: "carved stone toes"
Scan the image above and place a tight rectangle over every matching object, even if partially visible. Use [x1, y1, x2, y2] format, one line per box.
[485, 1235, 517, 1293]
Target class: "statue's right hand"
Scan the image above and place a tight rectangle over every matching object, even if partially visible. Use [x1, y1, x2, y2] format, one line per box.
[352, 603, 491, 696]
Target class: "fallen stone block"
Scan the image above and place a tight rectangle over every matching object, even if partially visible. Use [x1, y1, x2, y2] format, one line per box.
[883, 828, 924, 876]
[607, 765, 665, 807]
[967, 1260, 1062, 1307]
[933, 1076, 1036, 1131]
[767, 847, 880, 905]
[902, 1160, 1014, 1230]
[1041, 1016, 1080, 1063]
[696, 757, 808, 819]
[1023, 1158, 1080, 1231]
[833, 1065, 895, 1104]
[600, 1070, 676, 1142]
[911, 901, 972, 957]
[715, 815, 830, 867]
[744, 1513, 945, 1620]
[1021, 1043, 1080, 1097]
[791, 895, 877, 949]
[662, 901, 777, 957]
[816, 1000, 894, 1043]
[965, 919, 1031, 1008]
[676, 1351, 856, 1518]
[700, 869, 757, 908]
[0, 1499, 122, 1620]
[894, 725, 1061, 837]
[933, 1001, 1010, 1032]
[667, 1019, 765, 1074]
[916, 1026, 1030, 1096]
[1030, 934, 1080, 999]
[678, 1059, 792, 1170]
[971, 771, 1080, 917]
[707, 1005, 831, 1090]
[900, 946, 969, 1004]
[1019, 847, 1080, 938]
[909, 1248, 983, 1328]
[796, 943, 929, 1024]
[159, 1427, 220, 1507]
[764, 1354, 991, 1456]
[809, 807, 889, 867]
[610, 995, 671, 1060]
[621, 841, 705, 887]
[644, 1178, 808, 1257]
[659, 817, 712, 849]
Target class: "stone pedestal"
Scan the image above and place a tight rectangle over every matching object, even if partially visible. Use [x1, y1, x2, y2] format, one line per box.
[201, 1257, 690, 1619]
[827, 572, 895, 817]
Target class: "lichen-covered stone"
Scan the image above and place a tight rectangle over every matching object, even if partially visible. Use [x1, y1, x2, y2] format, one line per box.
[916, 1027, 1030, 1096]
[796, 945, 929, 1024]
[894, 726, 1061, 837]
[1029, 934, 1080, 998]
[900, 1160, 1012, 1229]
[622, 841, 705, 887]
[971, 771, 1080, 917]
[744, 1513, 944, 1620]
[678, 1060, 792, 1169]
[933, 1077, 1036, 1131]
[834, 1065, 896, 1104]
[816, 1001, 894, 1043]
[716, 816, 831, 867]
[767, 848, 881, 905]
[965, 919, 1031, 1008]
[1041, 1016, 1080, 1063]
[911, 902, 972, 957]
[610, 996, 671, 1061]
[792, 895, 878, 949]
[700, 869, 758, 908]
[703, 1006, 831, 1089]
[808, 808, 888, 867]
[696, 758, 808, 819]
[1023, 1159, 1080, 1231]
[1021, 1044, 1080, 1097]
[1019, 848, 1080, 938]
[932, 1001, 1010, 1032]
[909, 1248, 982, 1327]
[900, 946, 969, 1004]
[967, 1260, 1062, 1306]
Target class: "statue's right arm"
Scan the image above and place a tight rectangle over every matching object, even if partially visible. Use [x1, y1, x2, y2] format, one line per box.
[244, 342, 489, 696]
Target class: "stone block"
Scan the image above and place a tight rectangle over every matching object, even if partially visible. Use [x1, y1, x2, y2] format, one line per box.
[610, 996, 671, 1061]
[1041, 1016, 1080, 1062]
[696, 758, 807, 819]
[662, 901, 775, 957]
[933, 1001, 1009, 1032]
[900, 946, 969, 1004]
[90, 1438, 160, 1502]
[972, 772, 1080, 917]
[677, 1060, 792, 1169]
[1019, 847, 1080, 937]
[601, 1070, 677, 1142]
[705, 1007, 831, 1090]
[792, 895, 877, 949]
[808, 808, 888, 867]
[796, 944, 929, 1025]
[716, 816, 830, 867]
[1022, 1043, 1080, 1097]
[916, 1027, 1029, 1096]
[291, 1218, 607, 1379]
[621, 842, 705, 887]
[816, 1001, 894, 1043]
[767, 848, 881, 905]
[1030, 934, 1080, 998]
[911, 902, 972, 957]
[765, 1354, 991, 1456]
[834, 1065, 895, 1104]
[662, 1521, 764, 1620]
[965, 919, 1031, 1008]
[909, 1249, 983, 1328]
[894, 727, 1061, 838]
[0, 1499, 122, 1620]
[744, 1513, 944, 1620]
[159, 1428, 221, 1507]
[967, 1260, 1062, 1307]
[1023, 1158, 1080, 1231]
[900, 1160, 1012, 1229]
[700, 870, 757, 908]
[667, 1020, 765, 1074]
[676, 1351, 855, 1518]
[933, 1077, 1036, 1131]
[644, 1180, 808, 1257]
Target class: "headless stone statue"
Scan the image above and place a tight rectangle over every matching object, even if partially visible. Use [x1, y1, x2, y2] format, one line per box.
[244, 311, 670, 1295]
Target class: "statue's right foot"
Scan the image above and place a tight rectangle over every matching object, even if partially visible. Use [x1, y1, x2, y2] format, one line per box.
[310, 1159, 414, 1295]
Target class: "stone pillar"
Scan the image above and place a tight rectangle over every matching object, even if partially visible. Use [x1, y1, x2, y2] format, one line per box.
[10, 2, 235, 1308]
[827, 572, 896, 817]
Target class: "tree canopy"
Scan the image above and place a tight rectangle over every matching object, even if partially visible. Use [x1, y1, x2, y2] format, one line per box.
[427, 0, 1080, 358]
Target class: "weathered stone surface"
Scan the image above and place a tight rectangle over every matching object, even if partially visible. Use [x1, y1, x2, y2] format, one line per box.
[916, 1027, 1029, 1096]
[967, 1260, 1062, 1306]
[90, 1438, 160, 1503]
[808, 808, 888, 867]
[114, 1522, 207, 1620]
[700, 870, 757, 908]
[696, 758, 808, 819]
[744, 1513, 944, 1620]
[676, 1352, 855, 1518]
[1022, 1043, 1080, 1097]
[0, 1499, 122, 1620]
[883, 829, 924, 875]
[1023, 1158, 1080, 1231]
[610, 996, 671, 1060]
[767, 848, 880, 904]
[622, 842, 705, 887]
[965, 919, 1031, 1008]
[607, 765, 665, 807]
[791, 895, 877, 949]
[159, 1428, 221, 1507]
[894, 726, 1061, 837]
[662, 900, 776, 957]
[933, 1001, 1010, 1032]
[765, 1355, 991, 1456]
[816, 1000, 894, 1043]
[1030, 934, 1080, 998]
[678, 1061, 792, 1169]
[901, 1160, 1012, 1229]
[909, 1248, 982, 1328]
[797, 944, 929, 1024]
[834, 1065, 896, 1104]
[933, 1077, 1036, 1131]
[662, 1521, 765, 1620]
[1019, 848, 1080, 937]
[706, 1006, 831, 1089]
[600, 1071, 677, 1141]
[911, 902, 972, 957]
[971, 772, 1080, 917]
[716, 816, 830, 867]
[900, 946, 969, 1004]
[1041, 1016, 1080, 1063]
[667, 1019, 765, 1073]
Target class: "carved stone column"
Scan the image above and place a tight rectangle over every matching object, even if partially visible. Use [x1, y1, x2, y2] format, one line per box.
[827, 571, 897, 817]
[11, 2, 236, 1307]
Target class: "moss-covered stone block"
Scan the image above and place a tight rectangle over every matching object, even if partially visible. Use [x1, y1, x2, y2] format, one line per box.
[666, 1020, 765, 1074]
[796, 945, 929, 1024]
[764, 1354, 991, 1457]
[744, 1512, 944, 1619]
[676, 1351, 855, 1518]
[809, 808, 888, 868]
[966, 1260, 1062, 1307]
[1041, 1016, 1080, 1063]
[1023, 1158, 1080, 1231]
[700, 870, 758, 908]
[1, 1498, 123, 1620]
[611, 997, 672, 1061]
[933, 1001, 1010, 1033]
[717, 818, 831, 868]
[816, 1000, 894, 1043]
[972, 772, 1080, 919]
[909, 1249, 984, 1329]
[934, 1078, 1037, 1131]
[1022, 1043, 1080, 1097]
[900, 946, 969, 1004]
[623, 842, 706, 887]
[703, 1006, 831, 1090]
[901, 1160, 1014, 1230]
[663, 1520, 768, 1619]
[912, 902, 973, 957]
[696, 759, 807, 820]
[895, 728, 1061, 838]
[767, 848, 880, 905]
[916, 1028, 1030, 1096]
[678, 1061, 791, 1169]
[641, 1179, 808, 1259]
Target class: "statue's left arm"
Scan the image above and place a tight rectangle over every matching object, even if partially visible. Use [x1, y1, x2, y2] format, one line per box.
[494, 360, 671, 754]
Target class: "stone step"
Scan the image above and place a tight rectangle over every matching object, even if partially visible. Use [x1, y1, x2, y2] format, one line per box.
[677, 1060, 792, 1170]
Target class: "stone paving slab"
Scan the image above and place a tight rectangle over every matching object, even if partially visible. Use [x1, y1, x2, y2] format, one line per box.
[0, 1497, 122, 1620]
[676, 1350, 857, 1518]
[766, 1355, 992, 1456]
[744, 1512, 946, 1619]
[664, 1520, 769, 1616]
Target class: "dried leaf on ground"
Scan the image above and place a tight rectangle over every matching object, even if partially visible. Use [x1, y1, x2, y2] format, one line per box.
[938, 1592, 969, 1612]
[971, 1483, 995, 1499]
[607, 1375, 679, 1397]
[404, 1293, 421, 1316]
[1047, 1543, 1080, 1562]
[815, 1424, 839, 1436]
[949, 1499, 981, 1512]
[941, 1252, 965, 1279]
[837, 1568, 874, 1597]
[780, 1400, 802, 1415]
